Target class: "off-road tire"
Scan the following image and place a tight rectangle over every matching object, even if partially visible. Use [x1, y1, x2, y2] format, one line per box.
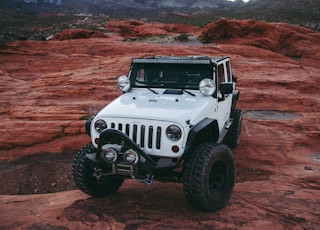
[72, 142, 124, 197]
[183, 143, 235, 211]
[226, 109, 243, 148]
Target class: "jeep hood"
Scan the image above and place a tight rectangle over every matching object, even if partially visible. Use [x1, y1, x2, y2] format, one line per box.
[97, 89, 215, 125]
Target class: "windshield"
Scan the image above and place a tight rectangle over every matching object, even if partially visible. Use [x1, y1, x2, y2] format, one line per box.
[129, 63, 213, 90]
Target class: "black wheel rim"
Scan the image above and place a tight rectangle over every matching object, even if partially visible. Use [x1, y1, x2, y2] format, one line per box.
[209, 161, 227, 194]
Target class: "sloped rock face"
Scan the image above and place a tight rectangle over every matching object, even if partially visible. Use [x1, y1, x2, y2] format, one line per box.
[0, 19, 319, 229]
[55, 28, 108, 40]
[106, 19, 202, 38]
[201, 19, 320, 68]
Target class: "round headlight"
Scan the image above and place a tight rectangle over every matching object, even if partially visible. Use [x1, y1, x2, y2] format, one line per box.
[166, 125, 182, 141]
[117, 75, 131, 92]
[199, 78, 216, 96]
[124, 149, 139, 164]
[94, 119, 107, 133]
[101, 147, 117, 163]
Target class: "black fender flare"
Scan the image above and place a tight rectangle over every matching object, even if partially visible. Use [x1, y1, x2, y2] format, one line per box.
[85, 114, 96, 137]
[186, 118, 219, 150]
[231, 90, 240, 116]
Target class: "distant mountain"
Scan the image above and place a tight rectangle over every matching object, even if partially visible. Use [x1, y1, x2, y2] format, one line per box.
[0, 0, 245, 15]
[0, 0, 318, 46]
[240, 0, 320, 30]
[1, 0, 318, 28]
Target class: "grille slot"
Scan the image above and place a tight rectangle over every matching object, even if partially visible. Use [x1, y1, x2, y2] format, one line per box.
[140, 125, 145, 148]
[148, 126, 153, 148]
[133, 125, 138, 143]
[125, 124, 130, 136]
[110, 122, 161, 149]
[156, 127, 161, 149]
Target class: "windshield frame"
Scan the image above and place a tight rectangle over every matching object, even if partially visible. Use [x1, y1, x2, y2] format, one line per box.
[128, 62, 214, 90]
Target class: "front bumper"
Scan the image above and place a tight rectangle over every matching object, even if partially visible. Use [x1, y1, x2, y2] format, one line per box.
[85, 129, 183, 181]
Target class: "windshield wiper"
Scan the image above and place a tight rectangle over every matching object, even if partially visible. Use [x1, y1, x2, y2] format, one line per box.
[147, 87, 158, 94]
[182, 89, 195, 96]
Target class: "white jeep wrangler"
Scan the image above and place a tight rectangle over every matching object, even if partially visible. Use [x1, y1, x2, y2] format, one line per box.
[72, 56, 242, 211]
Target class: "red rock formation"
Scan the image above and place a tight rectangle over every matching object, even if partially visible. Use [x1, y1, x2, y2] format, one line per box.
[201, 19, 320, 68]
[55, 28, 107, 40]
[106, 19, 201, 38]
[0, 19, 319, 229]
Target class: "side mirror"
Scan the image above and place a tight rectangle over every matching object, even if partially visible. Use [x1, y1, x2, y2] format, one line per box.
[220, 83, 233, 95]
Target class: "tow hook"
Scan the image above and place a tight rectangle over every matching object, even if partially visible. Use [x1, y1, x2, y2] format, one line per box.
[132, 174, 154, 185]
[92, 167, 102, 180]
[144, 174, 154, 185]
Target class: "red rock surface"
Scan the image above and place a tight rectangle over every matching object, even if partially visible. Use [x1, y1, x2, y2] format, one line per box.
[201, 19, 320, 68]
[55, 28, 108, 40]
[106, 19, 202, 38]
[0, 19, 319, 229]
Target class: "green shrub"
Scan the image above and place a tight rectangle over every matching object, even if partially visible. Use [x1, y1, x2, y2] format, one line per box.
[174, 33, 189, 41]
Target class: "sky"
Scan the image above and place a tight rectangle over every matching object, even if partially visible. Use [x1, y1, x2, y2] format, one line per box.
[24, 0, 252, 3]
[227, 0, 251, 2]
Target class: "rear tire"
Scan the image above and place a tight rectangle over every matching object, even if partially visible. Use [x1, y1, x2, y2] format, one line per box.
[226, 109, 243, 148]
[72, 143, 124, 197]
[183, 143, 235, 211]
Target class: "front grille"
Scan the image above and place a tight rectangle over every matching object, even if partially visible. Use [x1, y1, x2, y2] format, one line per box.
[109, 122, 162, 150]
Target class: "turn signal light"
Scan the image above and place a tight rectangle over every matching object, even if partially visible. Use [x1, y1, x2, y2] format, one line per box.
[172, 145, 179, 153]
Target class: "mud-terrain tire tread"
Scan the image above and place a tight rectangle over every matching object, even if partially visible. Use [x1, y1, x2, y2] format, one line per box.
[72, 142, 124, 197]
[183, 143, 235, 211]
